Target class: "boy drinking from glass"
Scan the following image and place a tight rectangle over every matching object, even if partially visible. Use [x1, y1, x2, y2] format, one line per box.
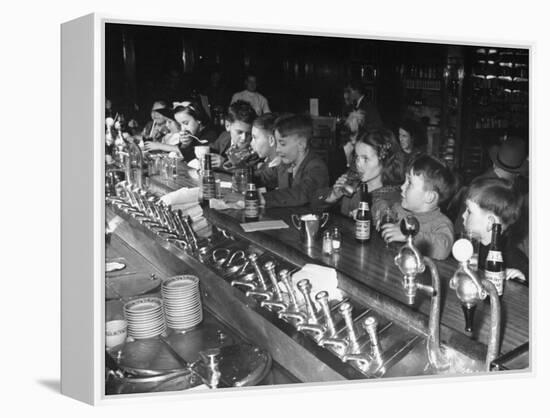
[381, 154, 455, 260]
[259, 114, 329, 208]
[210, 100, 256, 168]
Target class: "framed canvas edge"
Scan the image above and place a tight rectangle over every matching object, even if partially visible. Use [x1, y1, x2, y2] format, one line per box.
[58, 11, 536, 406]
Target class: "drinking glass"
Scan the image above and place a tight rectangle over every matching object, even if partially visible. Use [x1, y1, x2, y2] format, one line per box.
[339, 166, 362, 197]
[380, 207, 398, 247]
[232, 168, 248, 194]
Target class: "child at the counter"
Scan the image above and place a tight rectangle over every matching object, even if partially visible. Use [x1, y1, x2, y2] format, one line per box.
[210, 100, 256, 168]
[461, 177, 527, 282]
[381, 154, 456, 260]
[259, 114, 329, 208]
[250, 113, 281, 191]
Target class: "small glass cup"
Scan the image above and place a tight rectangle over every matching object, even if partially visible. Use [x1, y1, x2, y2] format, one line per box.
[232, 168, 248, 194]
[340, 167, 362, 197]
[380, 207, 398, 247]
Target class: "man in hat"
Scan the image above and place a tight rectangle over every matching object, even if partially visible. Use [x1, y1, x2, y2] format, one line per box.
[479, 136, 528, 182]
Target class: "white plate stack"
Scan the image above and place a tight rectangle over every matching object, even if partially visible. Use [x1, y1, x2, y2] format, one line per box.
[161, 275, 203, 330]
[123, 297, 166, 339]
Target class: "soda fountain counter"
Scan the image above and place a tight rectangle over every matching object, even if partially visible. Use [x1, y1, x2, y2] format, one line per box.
[105, 161, 530, 392]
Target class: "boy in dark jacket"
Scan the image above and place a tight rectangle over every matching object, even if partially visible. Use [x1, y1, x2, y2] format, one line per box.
[259, 114, 329, 208]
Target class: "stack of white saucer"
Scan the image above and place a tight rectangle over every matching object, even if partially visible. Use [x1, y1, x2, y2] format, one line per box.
[123, 297, 166, 339]
[161, 275, 203, 330]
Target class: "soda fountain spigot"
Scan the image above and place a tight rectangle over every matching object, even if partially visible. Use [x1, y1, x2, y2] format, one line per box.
[450, 239, 501, 370]
[178, 212, 198, 252]
[277, 270, 307, 324]
[316, 291, 337, 337]
[296, 279, 326, 338]
[147, 196, 163, 225]
[248, 253, 269, 291]
[296, 279, 320, 324]
[260, 262, 289, 311]
[339, 302, 361, 355]
[393, 216, 433, 304]
[317, 297, 349, 352]
[264, 262, 284, 302]
[342, 317, 386, 375]
[279, 270, 299, 310]
[394, 216, 449, 371]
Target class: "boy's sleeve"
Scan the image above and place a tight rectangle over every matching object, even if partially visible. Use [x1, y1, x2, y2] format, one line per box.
[254, 165, 279, 191]
[414, 217, 454, 260]
[264, 160, 329, 208]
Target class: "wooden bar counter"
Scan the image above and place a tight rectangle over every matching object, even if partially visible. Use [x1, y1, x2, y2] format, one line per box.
[108, 161, 529, 383]
[148, 162, 530, 357]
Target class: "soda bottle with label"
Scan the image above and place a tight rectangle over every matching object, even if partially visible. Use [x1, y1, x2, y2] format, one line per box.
[244, 183, 260, 222]
[483, 223, 505, 296]
[355, 201, 372, 243]
[201, 154, 216, 202]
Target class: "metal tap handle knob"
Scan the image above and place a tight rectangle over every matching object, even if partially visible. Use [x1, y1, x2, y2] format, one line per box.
[297, 278, 312, 294]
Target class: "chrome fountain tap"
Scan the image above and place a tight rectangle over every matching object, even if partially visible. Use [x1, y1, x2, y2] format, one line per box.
[247, 253, 269, 291]
[339, 302, 361, 355]
[315, 291, 337, 338]
[177, 211, 198, 252]
[450, 239, 501, 371]
[394, 215, 449, 371]
[277, 269, 306, 324]
[245, 254, 272, 300]
[295, 279, 326, 339]
[343, 317, 385, 375]
[260, 262, 288, 311]
[317, 292, 349, 352]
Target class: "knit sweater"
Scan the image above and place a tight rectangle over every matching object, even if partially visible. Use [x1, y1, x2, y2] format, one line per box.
[393, 204, 455, 260]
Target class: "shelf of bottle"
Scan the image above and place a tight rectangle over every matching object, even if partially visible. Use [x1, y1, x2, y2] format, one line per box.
[404, 86, 441, 92]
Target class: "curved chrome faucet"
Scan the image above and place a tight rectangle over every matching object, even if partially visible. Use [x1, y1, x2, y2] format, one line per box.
[394, 216, 449, 371]
[450, 239, 501, 371]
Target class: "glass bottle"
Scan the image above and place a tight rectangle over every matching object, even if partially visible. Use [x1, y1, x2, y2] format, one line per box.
[355, 201, 372, 243]
[244, 183, 260, 222]
[483, 223, 505, 297]
[126, 138, 143, 189]
[331, 227, 342, 252]
[201, 154, 216, 202]
[322, 231, 333, 255]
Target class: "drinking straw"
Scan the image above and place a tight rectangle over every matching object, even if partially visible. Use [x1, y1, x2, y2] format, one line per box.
[150, 120, 156, 137]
